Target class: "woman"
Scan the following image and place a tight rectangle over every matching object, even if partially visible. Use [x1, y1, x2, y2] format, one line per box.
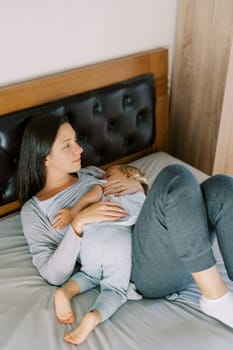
[18, 114, 233, 344]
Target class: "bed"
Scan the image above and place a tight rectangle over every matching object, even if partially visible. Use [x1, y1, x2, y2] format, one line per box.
[0, 48, 233, 350]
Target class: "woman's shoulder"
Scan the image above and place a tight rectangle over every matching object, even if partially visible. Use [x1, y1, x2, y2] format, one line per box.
[21, 197, 40, 216]
[77, 170, 104, 185]
[78, 166, 105, 179]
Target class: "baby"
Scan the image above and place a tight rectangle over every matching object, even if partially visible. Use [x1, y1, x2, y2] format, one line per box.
[53, 164, 148, 229]
[53, 164, 147, 345]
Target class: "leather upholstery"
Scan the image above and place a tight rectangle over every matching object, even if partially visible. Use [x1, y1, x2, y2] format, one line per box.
[0, 74, 155, 206]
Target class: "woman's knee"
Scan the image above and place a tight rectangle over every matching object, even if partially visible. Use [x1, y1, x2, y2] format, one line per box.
[152, 164, 197, 193]
[148, 164, 200, 209]
[202, 174, 233, 201]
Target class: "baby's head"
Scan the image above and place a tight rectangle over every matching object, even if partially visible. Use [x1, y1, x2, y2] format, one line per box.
[104, 164, 147, 186]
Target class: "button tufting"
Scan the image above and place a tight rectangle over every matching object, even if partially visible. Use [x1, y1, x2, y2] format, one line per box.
[93, 102, 103, 114]
[123, 95, 133, 107]
[108, 122, 117, 131]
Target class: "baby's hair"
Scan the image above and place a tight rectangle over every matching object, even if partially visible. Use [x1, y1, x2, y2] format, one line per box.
[118, 165, 148, 194]
[120, 165, 147, 185]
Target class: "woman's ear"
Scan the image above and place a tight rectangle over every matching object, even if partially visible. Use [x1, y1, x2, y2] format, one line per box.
[44, 157, 49, 167]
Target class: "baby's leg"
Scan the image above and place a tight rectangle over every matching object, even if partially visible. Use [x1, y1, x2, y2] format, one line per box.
[64, 275, 128, 345]
[55, 279, 81, 324]
[63, 271, 103, 344]
[64, 226, 131, 344]
[64, 309, 102, 345]
[55, 270, 98, 324]
[64, 285, 128, 345]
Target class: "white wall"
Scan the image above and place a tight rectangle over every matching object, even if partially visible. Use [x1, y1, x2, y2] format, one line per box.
[0, 0, 178, 87]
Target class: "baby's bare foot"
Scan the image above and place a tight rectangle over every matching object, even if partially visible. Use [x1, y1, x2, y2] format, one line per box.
[54, 288, 75, 324]
[64, 310, 101, 345]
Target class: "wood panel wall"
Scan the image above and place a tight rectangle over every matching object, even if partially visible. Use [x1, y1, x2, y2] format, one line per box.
[213, 39, 233, 175]
[170, 0, 233, 175]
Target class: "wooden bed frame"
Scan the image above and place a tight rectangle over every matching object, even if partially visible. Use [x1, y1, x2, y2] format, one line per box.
[0, 48, 168, 217]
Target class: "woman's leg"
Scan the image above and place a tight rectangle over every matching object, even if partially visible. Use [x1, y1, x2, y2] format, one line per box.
[132, 164, 233, 328]
[191, 176, 232, 298]
[195, 174, 233, 328]
[131, 164, 217, 298]
[201, 174, 233, 280]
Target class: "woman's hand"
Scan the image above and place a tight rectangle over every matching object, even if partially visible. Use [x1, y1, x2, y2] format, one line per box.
[71, 200, 128, 236]
[103, 178, 144, 196]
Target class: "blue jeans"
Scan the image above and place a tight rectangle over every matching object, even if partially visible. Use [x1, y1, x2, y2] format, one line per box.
[131, 164, 233, 298]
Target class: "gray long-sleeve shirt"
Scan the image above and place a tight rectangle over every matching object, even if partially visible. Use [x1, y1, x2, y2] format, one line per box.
[21, 169, 145, 286]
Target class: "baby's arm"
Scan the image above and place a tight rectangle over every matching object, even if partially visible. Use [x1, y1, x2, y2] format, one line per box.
[53, 184, 103, 229]
[71, 184, 103, 216]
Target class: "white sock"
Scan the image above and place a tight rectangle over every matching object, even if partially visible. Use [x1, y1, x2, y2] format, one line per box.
[200, 291, 233, 328]
[127, 282, 143, 300]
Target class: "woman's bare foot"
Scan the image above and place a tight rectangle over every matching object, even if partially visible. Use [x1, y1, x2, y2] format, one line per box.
[54, 288, 75, 324]
[64, 310, 102, 345]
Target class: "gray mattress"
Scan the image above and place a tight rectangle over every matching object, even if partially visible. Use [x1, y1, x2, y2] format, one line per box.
[1, 152, 233, 350]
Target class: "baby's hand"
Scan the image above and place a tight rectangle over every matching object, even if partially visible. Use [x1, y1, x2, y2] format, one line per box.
[53, 208, 72, 229]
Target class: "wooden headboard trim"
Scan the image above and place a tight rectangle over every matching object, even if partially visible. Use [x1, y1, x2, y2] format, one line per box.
[0, 48, 167, 114]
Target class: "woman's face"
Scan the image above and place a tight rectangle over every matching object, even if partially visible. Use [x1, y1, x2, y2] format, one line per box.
[45, 123, 83, 177]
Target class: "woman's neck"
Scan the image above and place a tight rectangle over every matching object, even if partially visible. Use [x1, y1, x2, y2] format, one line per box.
[37, 174, 78, 201]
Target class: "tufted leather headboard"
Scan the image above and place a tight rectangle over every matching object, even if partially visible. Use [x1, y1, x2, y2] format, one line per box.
[0, 74, 155, 213]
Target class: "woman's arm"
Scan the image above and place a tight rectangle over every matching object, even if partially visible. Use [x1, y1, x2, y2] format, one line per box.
[21, 201, 82, 286]
[71, 200, 128, 235]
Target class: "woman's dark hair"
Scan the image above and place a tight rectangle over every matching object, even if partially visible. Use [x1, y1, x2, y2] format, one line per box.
[17, 113, 69, 204]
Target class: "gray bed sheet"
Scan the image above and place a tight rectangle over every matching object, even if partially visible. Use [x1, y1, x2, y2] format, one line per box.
[1, 152, 233, 350]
